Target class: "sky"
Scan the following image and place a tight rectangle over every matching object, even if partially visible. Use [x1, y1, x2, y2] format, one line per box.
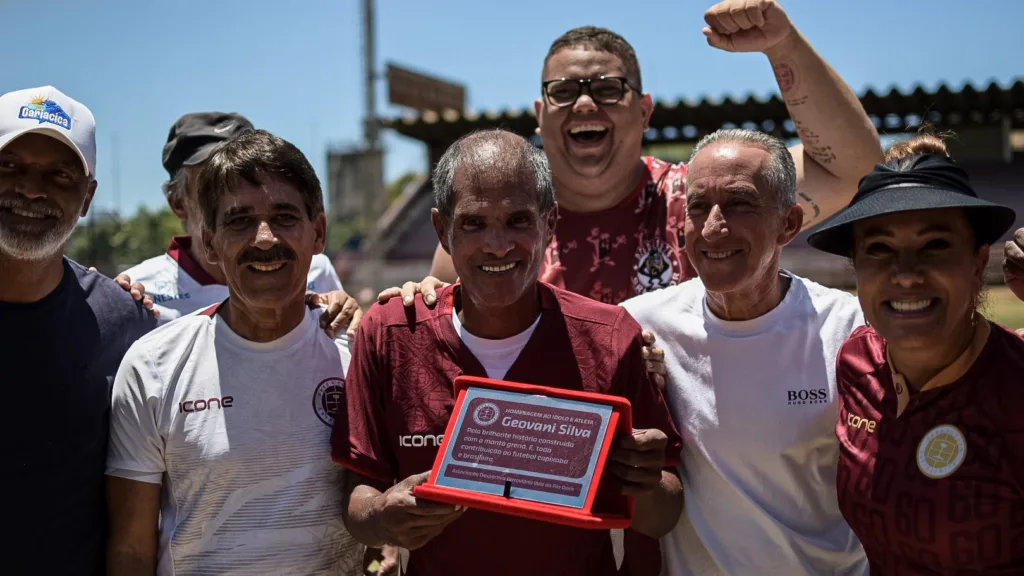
[1, 0, 1020, 215]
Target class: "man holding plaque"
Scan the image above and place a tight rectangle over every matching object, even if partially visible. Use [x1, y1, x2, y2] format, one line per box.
[332, 129, 683, 576]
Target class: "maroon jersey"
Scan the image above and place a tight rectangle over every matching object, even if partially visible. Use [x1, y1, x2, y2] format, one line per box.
[331, 282, 682, 576]
[541, 156, 695, 305]
[835, 322, 1024, 575]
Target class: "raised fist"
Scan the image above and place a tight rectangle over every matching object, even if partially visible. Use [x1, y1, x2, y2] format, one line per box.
[703, 0, 795, 53]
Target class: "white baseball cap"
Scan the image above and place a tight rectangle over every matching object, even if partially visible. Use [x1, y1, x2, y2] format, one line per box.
[0, 86, 96, 178]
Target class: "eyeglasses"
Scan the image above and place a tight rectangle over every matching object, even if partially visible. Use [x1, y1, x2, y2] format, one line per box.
[541, 76, 639, 108]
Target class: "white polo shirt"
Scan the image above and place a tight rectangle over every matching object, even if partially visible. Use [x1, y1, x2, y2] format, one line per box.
[121, 236, 344, 325]
[621, 271, 868, 576]
[107, 304, 362, 576]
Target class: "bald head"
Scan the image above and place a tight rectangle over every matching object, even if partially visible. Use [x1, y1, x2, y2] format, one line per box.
[433, 129, 554, 218]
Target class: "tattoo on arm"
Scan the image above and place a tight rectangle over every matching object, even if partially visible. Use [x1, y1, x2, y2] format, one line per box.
[793, 119, 838, 166]
[798, 192, 822, 225]
[774, 59, 810, 108]
[774, 59, 835, 165]
[773, 61, 798, 94]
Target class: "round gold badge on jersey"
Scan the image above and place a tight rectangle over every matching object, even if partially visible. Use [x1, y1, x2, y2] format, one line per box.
[916, 424, 967, 479]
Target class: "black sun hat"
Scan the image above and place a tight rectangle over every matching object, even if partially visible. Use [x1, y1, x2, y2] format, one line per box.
[162, 112, 254, 179]
[806, 153, 1017, 257]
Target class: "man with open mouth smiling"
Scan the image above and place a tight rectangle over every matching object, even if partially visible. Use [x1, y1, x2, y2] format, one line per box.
[1, 85, 157, 576]
[421, 0, 881, 309]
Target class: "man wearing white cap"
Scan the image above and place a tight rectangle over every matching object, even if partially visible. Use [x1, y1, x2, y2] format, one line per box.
[1, 86, 156, 575]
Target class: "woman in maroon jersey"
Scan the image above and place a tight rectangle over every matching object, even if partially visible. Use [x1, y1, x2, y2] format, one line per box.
[807, 135, 1024, 575]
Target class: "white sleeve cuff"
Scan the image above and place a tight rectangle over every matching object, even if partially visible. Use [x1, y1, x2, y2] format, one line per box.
[105, 467, 163, 484]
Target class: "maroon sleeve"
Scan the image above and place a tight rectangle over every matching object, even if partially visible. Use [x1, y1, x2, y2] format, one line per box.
[833, 331, 869, 448]
[999, 401, 1024, 491]
[982, 329, 1024, 490]
[330, 305, 396, 485]
[612, 308, 683, 467]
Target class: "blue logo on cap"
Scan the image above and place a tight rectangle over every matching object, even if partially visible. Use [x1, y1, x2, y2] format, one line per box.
[18, 97, 72, 130]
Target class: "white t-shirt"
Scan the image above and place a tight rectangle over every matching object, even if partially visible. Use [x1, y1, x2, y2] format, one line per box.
[107, 305, 362, 576]
[621, 271, 868, 576]
[121, 236, 344, 325]
[451, 308, 540, 380]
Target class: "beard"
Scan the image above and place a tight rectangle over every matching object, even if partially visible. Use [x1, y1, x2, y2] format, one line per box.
[0, 195, 83, 261]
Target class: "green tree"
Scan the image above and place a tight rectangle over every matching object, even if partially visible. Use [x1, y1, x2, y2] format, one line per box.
[387, 171, 421, 205]
[67, 207, 184, 276]
[327, 172, 424, 253]
[328, 217, 367, 253]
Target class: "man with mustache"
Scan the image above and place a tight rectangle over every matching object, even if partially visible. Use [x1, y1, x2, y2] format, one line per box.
[115, 111, 363, 338]
[1, 86, 157, 575]
[105, 130, 363, 575]
[421, 0, 880, 300]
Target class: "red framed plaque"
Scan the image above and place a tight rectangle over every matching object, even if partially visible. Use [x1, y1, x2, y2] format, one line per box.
[413, 376, 634, 529]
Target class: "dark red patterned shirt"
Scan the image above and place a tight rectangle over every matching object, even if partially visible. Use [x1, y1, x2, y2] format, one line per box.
[331, 282, 682, 576]
[539, 156, 691, 575]
[835, 322, 1024, 575]
[541, 157, 695, 305]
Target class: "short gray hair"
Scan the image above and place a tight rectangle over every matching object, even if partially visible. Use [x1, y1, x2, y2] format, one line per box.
[687, 128, 797, 211]
[161, 168, 189, 201]
[432, 129, 554, 218]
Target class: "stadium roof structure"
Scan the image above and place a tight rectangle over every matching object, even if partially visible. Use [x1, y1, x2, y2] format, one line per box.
[382, 79, 1024, 148]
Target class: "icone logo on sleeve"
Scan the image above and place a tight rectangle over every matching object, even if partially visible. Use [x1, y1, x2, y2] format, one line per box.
[399, 434, 444, 447]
